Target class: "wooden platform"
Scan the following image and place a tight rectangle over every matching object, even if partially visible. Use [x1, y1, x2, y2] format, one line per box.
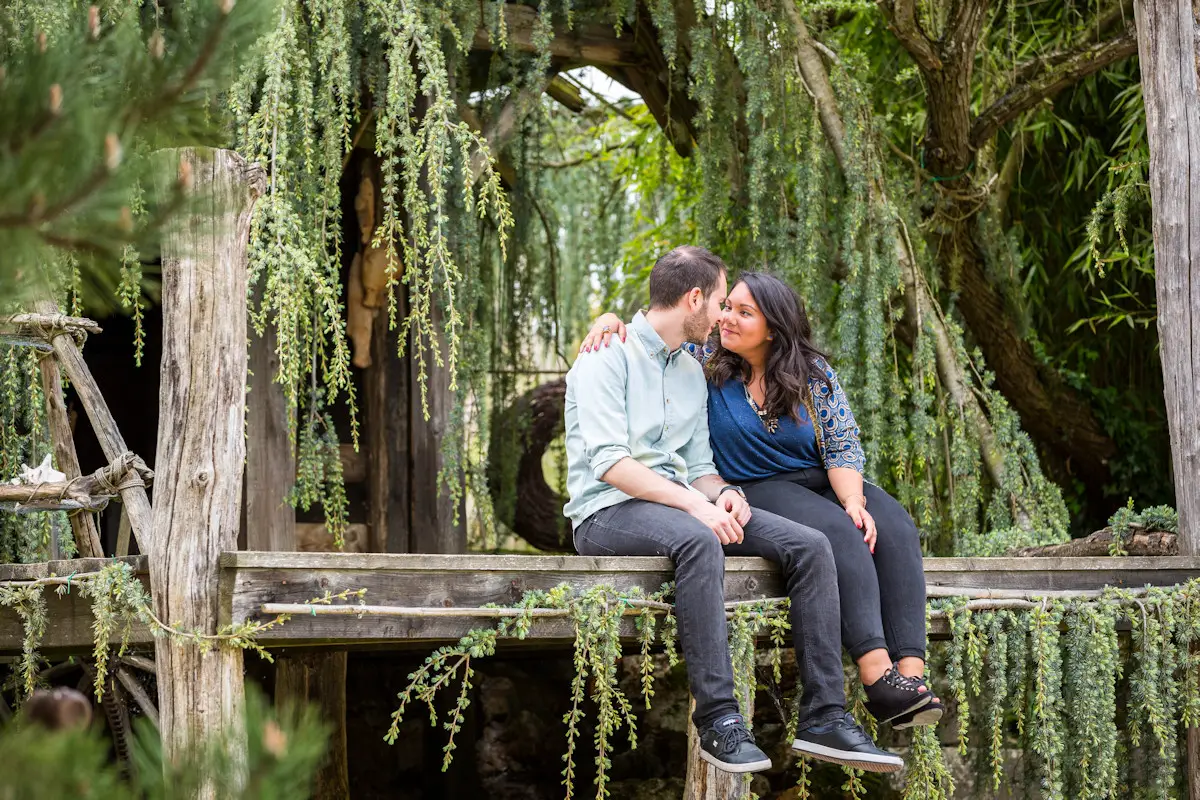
[2, 553, 1199, 657]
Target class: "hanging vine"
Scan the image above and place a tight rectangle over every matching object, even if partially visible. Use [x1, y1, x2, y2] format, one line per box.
[377, 579, 1200, 799]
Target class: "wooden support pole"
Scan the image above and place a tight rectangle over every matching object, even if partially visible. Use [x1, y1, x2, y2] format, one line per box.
[684, 688, 756, 800]
[274, 652, 350, 800]
[1134, 3, 1200, 793]
[151, 147, 263, 781]
[245, 291, 296, 553]
[36, 348, 103, 557]
[38, 305, 155, 552]
[1134, 0, 1200, 558]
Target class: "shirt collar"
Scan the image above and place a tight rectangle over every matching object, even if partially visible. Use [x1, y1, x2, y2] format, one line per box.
[630, 311, 671, 359]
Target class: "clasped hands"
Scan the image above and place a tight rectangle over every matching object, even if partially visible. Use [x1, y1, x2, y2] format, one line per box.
[688, 489, 752, 545]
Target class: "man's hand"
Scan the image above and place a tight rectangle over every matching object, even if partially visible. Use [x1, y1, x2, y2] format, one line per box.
[687, 499, 744, 545]
[719, 488, 752, 527]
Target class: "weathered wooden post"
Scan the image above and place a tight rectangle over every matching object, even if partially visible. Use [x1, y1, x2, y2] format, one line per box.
[683, 689, 756, 799]
[1135, 0, 1200, 553]
[150, 147, 264, 777]
[1134, 1, 1200, 794]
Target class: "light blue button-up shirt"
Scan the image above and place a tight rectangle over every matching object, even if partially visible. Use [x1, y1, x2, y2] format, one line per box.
[563, 312, 719, 528]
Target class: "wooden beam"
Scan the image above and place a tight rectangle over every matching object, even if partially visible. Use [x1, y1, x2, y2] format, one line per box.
[151, 147, 264, 772]
[5, 554, 1200, 655]
[37, 306, 154, 551]
[0, 312, 102, 352]
[0, 452, 152, 512]
[545, 75, 585, 112]
[1135, 0, 1200, 557]
[36, 337, 103, 557]
[471, 4, 640, 67]
[245, 299, 296, 553]
[275, 652, 350, 800]
[408, 310, 465, 555]
[362, 156, 411, 555]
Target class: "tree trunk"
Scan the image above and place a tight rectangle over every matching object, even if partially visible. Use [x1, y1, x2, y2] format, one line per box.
[1135, 0, 1200, 557]
[873, 0, 1128, 507]
[151, 147, 264, 784]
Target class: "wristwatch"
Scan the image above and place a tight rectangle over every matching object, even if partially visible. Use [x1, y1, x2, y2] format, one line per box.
[717, 484, 746, 501]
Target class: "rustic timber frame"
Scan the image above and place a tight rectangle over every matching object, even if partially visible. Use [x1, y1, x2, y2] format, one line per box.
[1, 3, 1199, 796]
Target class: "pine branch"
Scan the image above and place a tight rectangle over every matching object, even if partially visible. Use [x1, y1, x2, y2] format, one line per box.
[970, 26, 1138, 149]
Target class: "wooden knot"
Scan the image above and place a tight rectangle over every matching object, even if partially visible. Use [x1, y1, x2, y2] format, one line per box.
[193, 469, 210, 486]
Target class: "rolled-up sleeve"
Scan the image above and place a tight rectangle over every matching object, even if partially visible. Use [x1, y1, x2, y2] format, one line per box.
[680, 393, 719, 483]
[571, 346, 632, 481]
[814, 359, 865, 473]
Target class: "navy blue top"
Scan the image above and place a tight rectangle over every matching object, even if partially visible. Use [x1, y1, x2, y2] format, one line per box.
[707, 377, 821, 482]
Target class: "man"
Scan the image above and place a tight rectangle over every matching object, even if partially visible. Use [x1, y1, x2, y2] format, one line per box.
[563, 245, 902, 774]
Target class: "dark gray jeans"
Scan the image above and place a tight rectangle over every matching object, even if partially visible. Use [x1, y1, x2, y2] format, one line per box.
[574, 498, 846, 731]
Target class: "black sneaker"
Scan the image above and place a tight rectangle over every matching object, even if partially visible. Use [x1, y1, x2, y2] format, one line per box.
[891, 674, 945, 730]
[697, 714, 772, 773]
[792, 712, 904, 773]
[864, 664, 932, 725]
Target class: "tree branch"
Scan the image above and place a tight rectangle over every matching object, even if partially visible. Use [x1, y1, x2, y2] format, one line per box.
[784, 2, 1008, 491]
[970, 26, 1138, 148]
[876, 0, 943, 71]
[945, 0, 991, 65]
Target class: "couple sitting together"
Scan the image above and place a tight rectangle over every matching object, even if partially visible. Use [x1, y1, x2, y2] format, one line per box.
[562, 245, 939, 775]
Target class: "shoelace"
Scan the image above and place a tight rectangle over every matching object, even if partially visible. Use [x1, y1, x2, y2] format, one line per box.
[716, 722, 755, 753]
[882, 667, 922, 691]
[835, 713, 874, 745]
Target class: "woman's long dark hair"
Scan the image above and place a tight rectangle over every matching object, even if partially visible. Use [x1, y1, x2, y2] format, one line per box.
[707, 272, 832, 421]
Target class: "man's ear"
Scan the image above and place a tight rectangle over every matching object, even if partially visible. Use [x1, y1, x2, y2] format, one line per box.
[687, 287, 703, 310]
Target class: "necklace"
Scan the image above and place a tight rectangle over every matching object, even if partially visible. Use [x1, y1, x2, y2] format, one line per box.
[743, 381, 779, 434]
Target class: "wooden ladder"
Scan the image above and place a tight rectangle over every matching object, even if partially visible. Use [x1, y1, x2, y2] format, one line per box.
[0, 301, 153, 558]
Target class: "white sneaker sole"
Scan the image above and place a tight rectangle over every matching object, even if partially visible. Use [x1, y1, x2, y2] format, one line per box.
[698, 748, 772, 773]
[876, 693, 933, 725]
[893, 705, 944, 730]
[790, 739, 904, 773]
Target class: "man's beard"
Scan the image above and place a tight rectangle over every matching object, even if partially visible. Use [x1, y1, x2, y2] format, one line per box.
[682, 307, 713, 345]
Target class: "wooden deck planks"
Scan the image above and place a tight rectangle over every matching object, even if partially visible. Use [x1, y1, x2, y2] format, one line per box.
[1, 552, 1198, 655]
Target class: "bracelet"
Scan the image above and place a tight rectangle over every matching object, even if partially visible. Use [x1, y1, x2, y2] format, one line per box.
[841, 493, 866, 508]
[718, 485, 746, 501]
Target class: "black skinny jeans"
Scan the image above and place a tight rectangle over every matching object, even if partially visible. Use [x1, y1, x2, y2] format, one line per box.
[744, 468, 927, 663]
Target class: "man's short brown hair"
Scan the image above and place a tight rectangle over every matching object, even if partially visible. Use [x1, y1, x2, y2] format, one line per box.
[648, 245, 727, 309]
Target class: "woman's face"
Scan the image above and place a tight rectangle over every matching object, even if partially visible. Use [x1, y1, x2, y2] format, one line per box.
[719, 282, 771, 357]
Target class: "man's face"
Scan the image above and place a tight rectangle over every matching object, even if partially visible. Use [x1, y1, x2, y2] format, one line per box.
[683, 272, 728, 345]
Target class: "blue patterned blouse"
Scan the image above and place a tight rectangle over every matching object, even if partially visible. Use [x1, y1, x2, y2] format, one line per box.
[681, 342, 866, 475]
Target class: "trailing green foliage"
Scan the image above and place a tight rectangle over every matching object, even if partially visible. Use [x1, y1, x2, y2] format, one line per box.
[386, 579, 1200, 799]
[0, 561, 366, 701]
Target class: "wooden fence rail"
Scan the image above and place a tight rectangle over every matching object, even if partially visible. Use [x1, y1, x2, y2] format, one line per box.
[2, 553, 1198, 656]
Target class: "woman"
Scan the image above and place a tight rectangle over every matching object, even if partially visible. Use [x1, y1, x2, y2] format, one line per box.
[581, 272, 942, 728]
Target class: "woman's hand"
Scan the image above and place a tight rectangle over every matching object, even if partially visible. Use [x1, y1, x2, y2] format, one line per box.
[843, 496, 877, 554]
[579, 313, 626, 352]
